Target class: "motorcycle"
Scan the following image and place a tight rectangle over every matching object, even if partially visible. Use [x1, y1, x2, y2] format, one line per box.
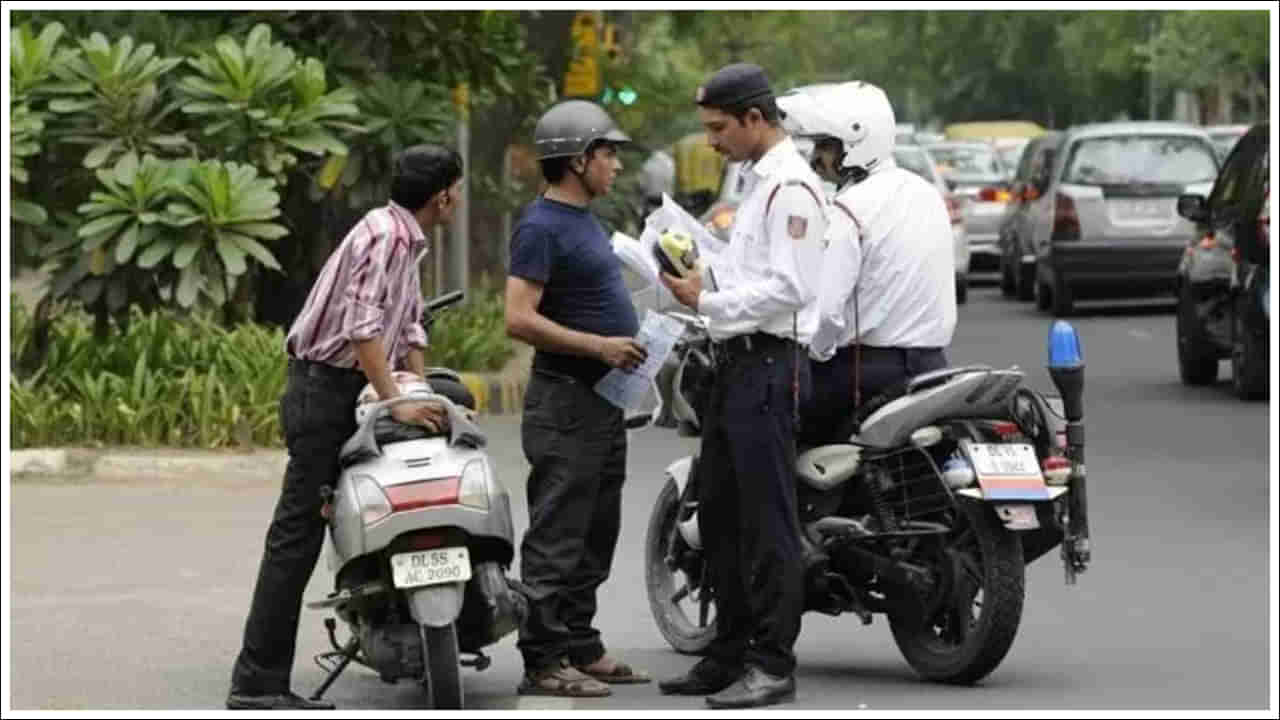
[642, 312, 1092, 684]
[305, 291, 526, 708]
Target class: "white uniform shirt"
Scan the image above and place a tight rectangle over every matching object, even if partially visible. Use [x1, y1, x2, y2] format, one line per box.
[810, 161, 957, 361]
[698, 136, 827, 344]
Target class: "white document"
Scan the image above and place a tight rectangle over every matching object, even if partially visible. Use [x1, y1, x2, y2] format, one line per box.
[594, 310, 687, 411]
[640, 193, 728, 262]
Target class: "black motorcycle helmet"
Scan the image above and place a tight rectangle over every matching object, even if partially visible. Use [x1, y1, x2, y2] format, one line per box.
[533, 99, 632, 160]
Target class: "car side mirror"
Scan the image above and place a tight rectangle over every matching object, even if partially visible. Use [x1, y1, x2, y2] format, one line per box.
[1177, 194, 1209, 223]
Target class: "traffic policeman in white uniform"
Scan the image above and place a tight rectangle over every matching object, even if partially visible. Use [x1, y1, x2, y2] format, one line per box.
[780, 81, 956, 444]
[659, 63, 827, 710]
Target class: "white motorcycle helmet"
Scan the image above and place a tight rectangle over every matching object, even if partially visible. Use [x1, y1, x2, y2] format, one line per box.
[779, 81, 897, 184]
[354, 370, 436, 426]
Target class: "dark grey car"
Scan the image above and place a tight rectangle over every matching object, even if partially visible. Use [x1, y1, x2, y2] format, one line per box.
[1027, 122, 1219, 315]
[998, 132, 1063, 301]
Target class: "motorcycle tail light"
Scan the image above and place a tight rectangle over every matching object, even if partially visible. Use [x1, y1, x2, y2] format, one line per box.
[353, 474, 393, 525]
[1042, 455, 1071, 486]
[458, 460, 491, 511]
[990, 421, 1022, 440]
[384, 476, 460, 512]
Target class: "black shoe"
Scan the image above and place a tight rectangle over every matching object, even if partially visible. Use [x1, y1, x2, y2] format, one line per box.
[658, 658, 744, 696]
[705, 666, 795, 709]
[226, 691, 336, 710]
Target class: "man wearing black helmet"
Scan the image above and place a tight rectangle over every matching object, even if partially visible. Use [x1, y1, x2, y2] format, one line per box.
[227, 144, 458, 710]
[504, 99, 651, 698]
[660, 63, 826, 709]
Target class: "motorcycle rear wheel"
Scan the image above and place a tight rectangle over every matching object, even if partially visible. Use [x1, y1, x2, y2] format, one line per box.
[645, 480, 717, 654]
[888, 501, 1025, 685]
[420, 624, 463, 709]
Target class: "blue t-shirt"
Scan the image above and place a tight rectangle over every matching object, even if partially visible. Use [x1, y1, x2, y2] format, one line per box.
[508, 197, 640, 385]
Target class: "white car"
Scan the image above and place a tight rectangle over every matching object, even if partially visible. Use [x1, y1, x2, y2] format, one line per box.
[895, 144, 971, 304]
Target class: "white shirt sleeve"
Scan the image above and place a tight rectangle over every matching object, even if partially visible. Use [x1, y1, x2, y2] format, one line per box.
[810, 201, 863, 361]
[698, 182, 823, 325]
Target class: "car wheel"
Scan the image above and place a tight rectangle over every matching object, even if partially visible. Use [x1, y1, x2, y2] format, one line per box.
[1232, 309, 1268, 401]
[1177, 282, 1219, 386]
[957, 273, 969, 305]
[1050, 272, 1074, 316]
[1035, 275, 1051, 312]
[999, 256, 1015, 298]
[1017, 262, 1036, 302]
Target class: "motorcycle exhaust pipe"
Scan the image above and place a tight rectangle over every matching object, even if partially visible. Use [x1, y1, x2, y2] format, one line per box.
[1047, 320, 1090, 583]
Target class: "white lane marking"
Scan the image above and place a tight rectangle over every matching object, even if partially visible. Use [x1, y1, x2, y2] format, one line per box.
[1128, 329, 1153, 341]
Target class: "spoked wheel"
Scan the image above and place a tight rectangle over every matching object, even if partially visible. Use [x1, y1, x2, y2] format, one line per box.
[889, 501, 1025, 685]
[645, 480, 716, 654]
[420, 624, 463, 709]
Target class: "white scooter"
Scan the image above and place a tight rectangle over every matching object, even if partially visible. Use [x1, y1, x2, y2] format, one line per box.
[305, 291, 526, 709]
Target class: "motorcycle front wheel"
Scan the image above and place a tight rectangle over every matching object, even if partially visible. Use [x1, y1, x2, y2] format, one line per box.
[420, 624, 463, 709]
[888, 500, 1025, 685]
[645, 480, 717, 654]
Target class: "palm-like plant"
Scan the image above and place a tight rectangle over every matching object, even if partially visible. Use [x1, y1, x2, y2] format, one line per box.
[178, 23, 363, 182]
[165, 160, 289, 308]
[48, 32, 189, 168]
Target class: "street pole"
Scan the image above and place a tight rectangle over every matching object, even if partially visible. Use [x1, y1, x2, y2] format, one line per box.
[451, 84, 471, 296]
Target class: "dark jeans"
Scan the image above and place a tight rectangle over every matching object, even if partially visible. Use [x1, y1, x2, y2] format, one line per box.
[518, 371, 627, 672]
[699, 340, 809, 678]
[803, 345, 948, 445]
[229, 359, 365, 696]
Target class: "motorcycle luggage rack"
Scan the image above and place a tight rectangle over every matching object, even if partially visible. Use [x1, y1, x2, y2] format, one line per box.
[306, 581, 390, 611]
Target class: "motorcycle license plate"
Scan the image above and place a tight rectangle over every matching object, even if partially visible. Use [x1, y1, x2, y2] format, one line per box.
[390, 547, 472, 589]
[961, 441, 1050, 501]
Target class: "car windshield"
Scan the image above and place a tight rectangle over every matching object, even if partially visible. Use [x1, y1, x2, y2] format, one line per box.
[1211, 133, 1244, 160]
[1064, 135, 1218, 185]
[893, 148, 937, 184]
[928, 145, 1004, 179]
[996, 144, 1026, 172]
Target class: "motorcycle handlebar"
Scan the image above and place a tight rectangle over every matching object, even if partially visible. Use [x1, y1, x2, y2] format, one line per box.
[425, 291, 465, 315]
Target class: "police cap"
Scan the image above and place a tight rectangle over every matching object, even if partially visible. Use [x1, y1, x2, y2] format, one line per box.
[694, 63, 775, 110]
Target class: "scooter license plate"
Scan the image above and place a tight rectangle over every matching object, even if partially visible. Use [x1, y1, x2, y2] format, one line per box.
[390, 547, 472, 589]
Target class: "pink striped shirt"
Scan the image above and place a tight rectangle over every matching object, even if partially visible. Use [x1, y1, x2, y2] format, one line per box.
[285, 201, 428, 369]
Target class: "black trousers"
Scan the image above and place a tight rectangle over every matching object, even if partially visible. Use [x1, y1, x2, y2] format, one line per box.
[803, 345, 948, 445]
[518, 371, 627, 671]
[229, 359, 365, 696]
[699, 339, 810, 678]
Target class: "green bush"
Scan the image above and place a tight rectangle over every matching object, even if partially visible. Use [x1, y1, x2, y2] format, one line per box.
[10, 292, 515, 449]
[424, 292, 516, 373]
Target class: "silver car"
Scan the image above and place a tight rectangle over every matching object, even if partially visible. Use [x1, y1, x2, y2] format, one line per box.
[926, 141, 1011, 272]
[1026, 122, 1219, 315]
[894, 144, 971, 303]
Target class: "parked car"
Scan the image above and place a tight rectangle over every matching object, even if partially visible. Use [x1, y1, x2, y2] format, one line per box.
[1022, 122, 1219, 315]
[1205, 124, 1250, 163]
[1174, 122, 1270, 400]
[998, 132, 1064, 301]
[894, 144, 971, 303]
[926, 141, 1012, 272]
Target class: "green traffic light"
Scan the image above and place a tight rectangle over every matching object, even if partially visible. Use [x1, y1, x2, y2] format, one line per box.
[618, 87, 637, 105]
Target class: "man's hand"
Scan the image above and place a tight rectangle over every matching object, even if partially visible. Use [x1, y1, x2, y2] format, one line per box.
[391, 400, 449, 433]
[660, 271, 703, 311]
[597, 336, 648, 372]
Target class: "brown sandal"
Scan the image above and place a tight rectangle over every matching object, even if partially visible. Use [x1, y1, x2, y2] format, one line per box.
[518, 662, 613, 697]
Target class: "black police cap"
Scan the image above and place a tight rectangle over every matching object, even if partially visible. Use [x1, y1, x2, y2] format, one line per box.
[694, 63, 775, 110]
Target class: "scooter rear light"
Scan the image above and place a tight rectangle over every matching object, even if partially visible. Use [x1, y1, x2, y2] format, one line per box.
[398, 530, 447, 552]
[385, 477, 461, 512]
[990, 421, 1022, 439]
[353, 474, 393, 526]
[458, 460, 491, 511]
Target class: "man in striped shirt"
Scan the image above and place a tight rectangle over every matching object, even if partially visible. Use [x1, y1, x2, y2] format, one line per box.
[227, 145, 461, 711]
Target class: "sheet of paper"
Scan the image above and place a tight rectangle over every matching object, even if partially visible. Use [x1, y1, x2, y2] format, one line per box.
[594, 310, 687, 411]
[639, 193, 728, 263]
